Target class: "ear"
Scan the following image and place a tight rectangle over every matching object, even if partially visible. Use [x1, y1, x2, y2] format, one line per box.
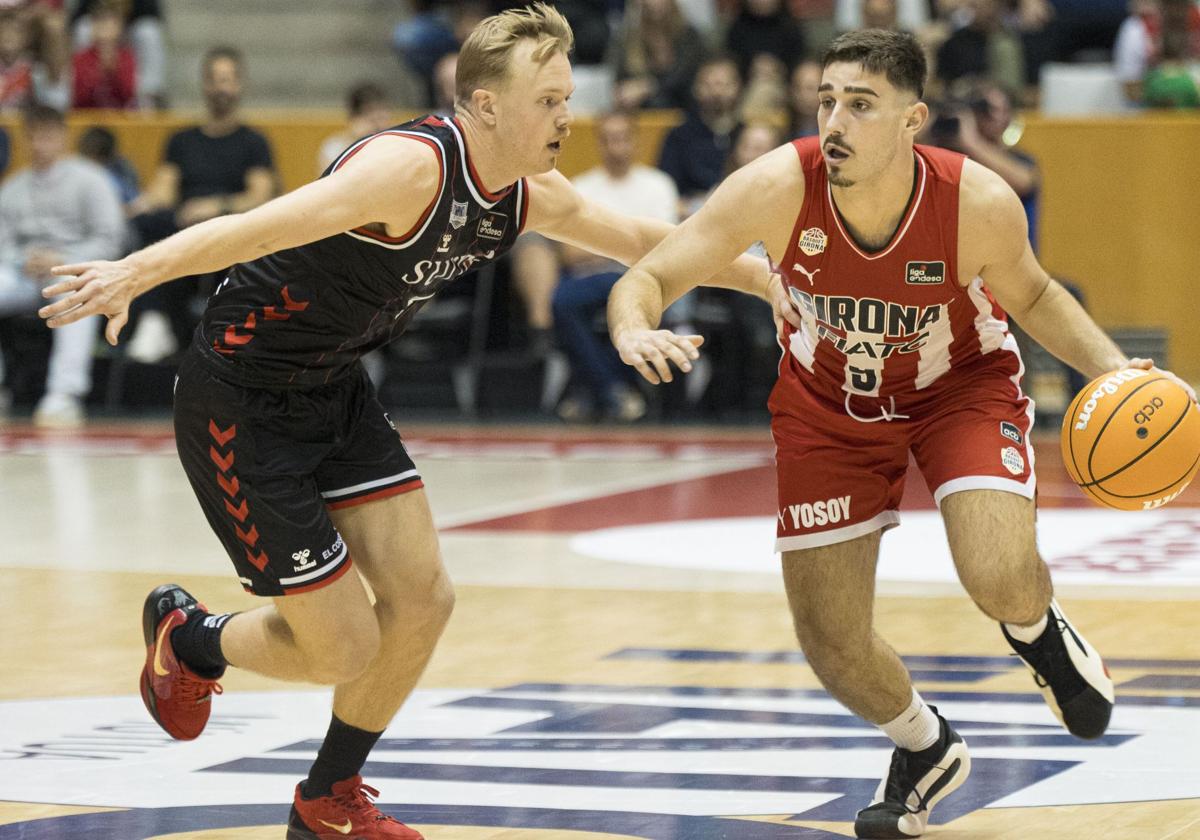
[472, 87, 499, 127]
[905, 101, 929, 136]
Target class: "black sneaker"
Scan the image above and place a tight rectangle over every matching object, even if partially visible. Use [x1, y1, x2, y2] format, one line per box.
[1002, 599, 1114, 740]
[854, 709, 970, 839]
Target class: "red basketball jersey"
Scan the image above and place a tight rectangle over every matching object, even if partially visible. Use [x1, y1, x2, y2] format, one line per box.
[775, 137, 1018, 415]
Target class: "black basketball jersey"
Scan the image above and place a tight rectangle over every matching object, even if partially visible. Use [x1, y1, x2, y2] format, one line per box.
[195, 115, 529, 387]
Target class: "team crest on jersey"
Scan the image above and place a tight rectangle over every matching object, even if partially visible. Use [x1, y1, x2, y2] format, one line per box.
[905, 261, 945, 285]
[449, 201, 469, 230]
[798, 227, 827, 257]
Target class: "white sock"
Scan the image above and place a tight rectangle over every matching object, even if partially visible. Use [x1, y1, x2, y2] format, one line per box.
[880, 689, 941, 752]
[1005, 612, 1049, 644]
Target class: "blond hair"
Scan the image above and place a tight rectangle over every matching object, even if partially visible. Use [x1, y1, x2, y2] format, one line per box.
[456, 3, 574, 109]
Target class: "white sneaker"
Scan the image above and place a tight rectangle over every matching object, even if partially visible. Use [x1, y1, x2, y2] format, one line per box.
[126, 311, 178, 364]
[34, 392, 84, 429]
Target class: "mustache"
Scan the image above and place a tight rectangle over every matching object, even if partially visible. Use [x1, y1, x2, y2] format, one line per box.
[823, 137, 853, 154]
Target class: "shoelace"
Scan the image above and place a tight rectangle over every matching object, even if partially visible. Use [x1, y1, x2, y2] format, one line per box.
[878, 747, 939, 815]
[331, 782, 399, 824]
[178, 675, 223, 704]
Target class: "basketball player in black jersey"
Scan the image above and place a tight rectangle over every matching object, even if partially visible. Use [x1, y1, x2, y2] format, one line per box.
[39, 5, 772, 838]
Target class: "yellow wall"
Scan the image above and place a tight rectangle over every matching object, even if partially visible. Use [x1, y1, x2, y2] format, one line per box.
[3, 111, 1196, 379]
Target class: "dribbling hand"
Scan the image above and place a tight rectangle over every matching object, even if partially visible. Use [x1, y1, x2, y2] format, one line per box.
[1124, 358, 1197, 404]
[768, 272, 803, 337]
[615, 328, 704, 384]
[38, 259, 139, 346]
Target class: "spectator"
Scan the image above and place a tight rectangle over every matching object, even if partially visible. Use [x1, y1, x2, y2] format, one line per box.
[611, 0, 710, 110]
[392, 1, 487, 107]
[836, 0, 926, 31]
[788, 58, 821, 137]
[1143, 28, 1200, 107]
[71, 1, 136, 109]
[78, 124, 138, 208]
[658, 54, 743, 217]
[928, 81, 1041, 250]
[0, 9, 66, 111]
[431, 50, 457, 116]
[124, 46, 276, 363]
[552, 111, 681, 422]
[1113, 0, 1200, 105]
[725, 0, 807, 81]
[317, 81, 393, 175]
[72, 0, 166, 109]
[0, 105, 124, 427]
[936, 0, 1026, 100]
[740, 52, 789, 121]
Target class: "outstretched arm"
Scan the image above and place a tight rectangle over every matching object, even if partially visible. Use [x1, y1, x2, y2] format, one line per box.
[39, 136, 441, 345]
[966, 162, 1195, 400]
[608, 145, 804, 384]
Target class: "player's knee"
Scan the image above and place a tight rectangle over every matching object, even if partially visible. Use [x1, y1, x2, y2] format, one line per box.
[961, 553, 1050, 624]
[303, 618, 382, 685]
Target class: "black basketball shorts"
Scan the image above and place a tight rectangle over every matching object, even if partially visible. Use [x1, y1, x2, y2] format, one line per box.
[173, 351, 423, 596]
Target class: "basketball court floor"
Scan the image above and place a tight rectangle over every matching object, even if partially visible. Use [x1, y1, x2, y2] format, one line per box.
[1, 421, 1198, 839]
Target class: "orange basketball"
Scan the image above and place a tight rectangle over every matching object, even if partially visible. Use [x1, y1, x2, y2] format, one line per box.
[1061, 369, 1200, 510]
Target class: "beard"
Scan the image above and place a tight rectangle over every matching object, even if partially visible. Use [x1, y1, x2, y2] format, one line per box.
[206, 92, 238, 119]
[827, 166, 855, 188]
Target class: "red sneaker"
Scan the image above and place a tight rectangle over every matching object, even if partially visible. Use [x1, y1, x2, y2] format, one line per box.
[287, 776, 424, 839]
[139, 584, 222, 740]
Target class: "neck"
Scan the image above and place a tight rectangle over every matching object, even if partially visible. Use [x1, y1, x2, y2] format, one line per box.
[204, 114, 239, 136]
[700, 109, 736, 134]
[33, 156, 58, 172]
[830, 147, 917, 245]
[455, 112, 518, 194]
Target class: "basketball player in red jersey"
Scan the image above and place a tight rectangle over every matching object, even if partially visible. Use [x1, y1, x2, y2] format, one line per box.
[36, 6, 770, 839]
[609, 29, 1195, 840]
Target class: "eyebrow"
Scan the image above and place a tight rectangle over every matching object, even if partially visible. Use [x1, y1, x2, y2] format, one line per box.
[817, 84, 880, 97]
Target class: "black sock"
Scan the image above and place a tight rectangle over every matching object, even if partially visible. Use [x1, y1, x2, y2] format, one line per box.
[169, 610, 233, 678]
[303, 715, 384, 799]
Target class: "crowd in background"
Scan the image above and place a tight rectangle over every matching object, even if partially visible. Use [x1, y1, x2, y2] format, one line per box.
[0, 0, 1196, 426]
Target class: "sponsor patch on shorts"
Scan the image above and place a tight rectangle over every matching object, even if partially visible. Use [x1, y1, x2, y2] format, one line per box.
[1000, 421, 1023, 445]
[1001, 446, 1025, 476]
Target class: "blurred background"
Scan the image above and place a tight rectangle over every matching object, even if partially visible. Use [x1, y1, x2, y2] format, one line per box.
[0, 0, 1196, 430]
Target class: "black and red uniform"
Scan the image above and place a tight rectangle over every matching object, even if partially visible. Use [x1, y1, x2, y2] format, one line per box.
[174, 115, 529, 595]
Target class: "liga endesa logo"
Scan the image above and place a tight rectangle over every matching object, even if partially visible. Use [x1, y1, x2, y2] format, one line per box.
[1, 668, 1197, 839]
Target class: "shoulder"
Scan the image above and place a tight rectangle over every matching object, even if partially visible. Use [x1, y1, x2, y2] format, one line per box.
[724, 142, 806, 200]
[959, 158, 1028, 259]
[330, 132, 443, 193]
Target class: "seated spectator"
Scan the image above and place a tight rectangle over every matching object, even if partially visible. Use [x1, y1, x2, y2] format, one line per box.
[836, 0, 926, 31]
[611, 0, 710, 111]
[725, 0, 807, 81]
[317, 81, 393, 175]
[393, 1, 487, 107]
[551, 111, 681, 422]
[741, 52, 789, 121]
[1143, 28, 1200, 108]
[927, 80, 1041, 250]
[431, 50, 457, 116]
[658, 54, 744, 217]
[936, 0, 1025, 101]
[124, 46, 276, 363]
[0, 105, 124, 427]
[78, 124, 138, 208]
[71, 1, 136, 109]
[72, 0, 165, 108]
[1113, 0, 1200, 105]
[788, 58, 821, 137]
[0, 9, 66, 111]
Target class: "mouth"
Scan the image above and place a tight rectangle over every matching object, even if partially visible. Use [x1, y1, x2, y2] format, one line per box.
[824, 144, 850, 165]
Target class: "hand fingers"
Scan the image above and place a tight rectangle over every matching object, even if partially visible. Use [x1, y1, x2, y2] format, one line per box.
[44, 298, 98, 328]
[41, 274, 88, 298]
[39, 286, 97, 321]
[106, 310, 128, 345]
[658, 340, 694, 374]
[774, 298, 803, 329]
[50, 263, 94, 277]
[648, 350, 674, 383]
[624, 351, 661, 385]
[1125, 357, 1154, 370]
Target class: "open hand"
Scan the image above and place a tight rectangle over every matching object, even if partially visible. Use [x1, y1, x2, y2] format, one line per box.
[614, 328, 704, 385]
[1125, 357, 1197, 403]
[38, 259, 140, 345]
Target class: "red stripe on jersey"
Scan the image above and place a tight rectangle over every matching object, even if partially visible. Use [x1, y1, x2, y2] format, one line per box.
[452, 116, 513, 202]
[333, 132, 445, 245]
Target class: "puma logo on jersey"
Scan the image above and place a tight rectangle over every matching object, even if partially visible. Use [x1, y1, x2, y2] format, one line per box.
[792, 264, 820, 285]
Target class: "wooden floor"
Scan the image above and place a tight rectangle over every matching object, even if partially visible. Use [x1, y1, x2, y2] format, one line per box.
[1, 422, 1198, 840]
